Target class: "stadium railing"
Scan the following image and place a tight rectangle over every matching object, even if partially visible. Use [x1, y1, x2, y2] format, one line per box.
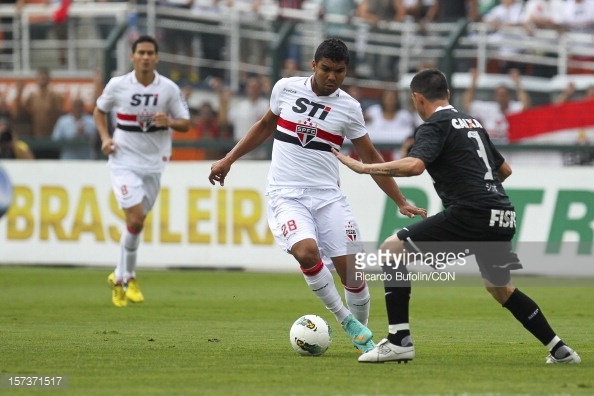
[1, 2, 593, 163]
[0, 2, 129, 76]
[3, 2, 594, 84]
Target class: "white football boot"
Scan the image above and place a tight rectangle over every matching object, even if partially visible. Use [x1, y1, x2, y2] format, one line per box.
[358, 338, 415, 363]
[545, 346, 581, 364]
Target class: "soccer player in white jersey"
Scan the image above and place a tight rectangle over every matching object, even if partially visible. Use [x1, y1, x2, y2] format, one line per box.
[94, 35, 190, 307]
[208, 38, 426, 353]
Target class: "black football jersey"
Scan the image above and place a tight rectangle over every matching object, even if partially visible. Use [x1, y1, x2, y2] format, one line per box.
[408, 106, 512, 209]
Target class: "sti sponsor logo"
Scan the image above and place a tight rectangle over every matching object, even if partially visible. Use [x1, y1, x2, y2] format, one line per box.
[451, 118, 484, 129]
[131, 93, 159, 106]
[292, 98, 331, 120]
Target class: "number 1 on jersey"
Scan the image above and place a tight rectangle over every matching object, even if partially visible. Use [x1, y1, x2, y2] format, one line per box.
[467, 131, 494, 181]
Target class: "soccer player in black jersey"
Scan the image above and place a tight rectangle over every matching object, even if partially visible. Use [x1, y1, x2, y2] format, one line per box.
[333, 68, 581, 364]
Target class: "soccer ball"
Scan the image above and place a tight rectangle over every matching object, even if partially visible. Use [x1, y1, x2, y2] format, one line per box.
[289, 314, 332, 356]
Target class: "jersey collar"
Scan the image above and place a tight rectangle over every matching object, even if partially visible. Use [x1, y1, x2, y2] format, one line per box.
[130, 70, 161, 86]
[306, 75, 340, 98]
[435, 104, 454, 112]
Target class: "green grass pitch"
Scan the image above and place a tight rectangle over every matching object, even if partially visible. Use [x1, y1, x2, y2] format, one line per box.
[0, 266, 592, 396]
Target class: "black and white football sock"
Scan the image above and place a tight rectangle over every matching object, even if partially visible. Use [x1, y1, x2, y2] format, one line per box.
[503, 288, 559, 348]
[546, 336, 570, 359]
[385, 262, 412, 346]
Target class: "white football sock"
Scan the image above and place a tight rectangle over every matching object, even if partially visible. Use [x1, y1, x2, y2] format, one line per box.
[302, 261, 350, 324]
[546, 336, 562, 351]
[344, 283, 371, 326]
[389, 323, 410, 334]
[119, 227, 140, 281]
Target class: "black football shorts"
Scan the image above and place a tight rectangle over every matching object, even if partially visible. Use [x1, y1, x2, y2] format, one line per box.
[396, 206, 522, 286]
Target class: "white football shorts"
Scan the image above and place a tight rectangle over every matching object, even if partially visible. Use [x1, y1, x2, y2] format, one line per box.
[266, 187, 363, 259]
[110, 168, 161, 214]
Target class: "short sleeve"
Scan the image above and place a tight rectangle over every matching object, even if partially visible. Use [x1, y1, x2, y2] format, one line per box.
[408, 123, 446, 165]
[95, 78, 117, 113]
[169, 86, 190, 120]
[345, 97, 367, 140]
[269, 78, 286, 116]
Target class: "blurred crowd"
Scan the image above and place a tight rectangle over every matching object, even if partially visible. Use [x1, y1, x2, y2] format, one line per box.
[6, 0, 592, 78]
[1, 0, 594, 163]
[139, 0, 594, 83]
[1, 68, 101, 160]
[2, 64, 593, 164]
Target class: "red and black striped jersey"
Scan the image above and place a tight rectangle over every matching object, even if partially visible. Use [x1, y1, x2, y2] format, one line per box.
[96, 71, 190, 173]
[268, 76, 366, 189]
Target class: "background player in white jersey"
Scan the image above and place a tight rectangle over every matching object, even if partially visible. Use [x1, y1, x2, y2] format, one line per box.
[208, 38, 426, 353]
[94, 35, 190, 307]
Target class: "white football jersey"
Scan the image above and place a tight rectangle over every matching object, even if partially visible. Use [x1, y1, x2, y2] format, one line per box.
[96, 71, 190, 173]
[268, 76, 367, 189]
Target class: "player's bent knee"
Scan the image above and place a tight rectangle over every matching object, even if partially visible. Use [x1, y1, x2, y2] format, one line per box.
[485, 282, 515, 304]
[290, 240, 321, 268]
[379, 235, 405, 253]
[127, 219, 144, 233]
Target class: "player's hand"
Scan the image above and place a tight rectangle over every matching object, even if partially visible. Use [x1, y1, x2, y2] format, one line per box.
[398, 201, 427, 219]
[101, 138, 116, 155]
[331, 148, 366, 174]
[209, 158, 232, 186]
[153, 112, 169, 128]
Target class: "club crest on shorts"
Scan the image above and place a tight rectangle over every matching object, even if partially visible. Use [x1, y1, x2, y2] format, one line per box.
[296, 124, 317, 146]
[137, 111, 154, 132]
[345, 221, 357, 241]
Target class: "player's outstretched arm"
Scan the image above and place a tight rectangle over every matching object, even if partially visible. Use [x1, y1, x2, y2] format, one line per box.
[333, 147, 425, 177]
[208, 109, 278, 186]
[344, 137, 427, 218]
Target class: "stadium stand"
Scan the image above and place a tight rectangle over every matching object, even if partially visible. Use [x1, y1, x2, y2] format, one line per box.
[0, 0, 593, 163]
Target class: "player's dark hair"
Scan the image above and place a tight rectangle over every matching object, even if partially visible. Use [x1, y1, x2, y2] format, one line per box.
[410, 69, 449, 101]
[132, 35, 159, 54]
[314, 38, 349, 65]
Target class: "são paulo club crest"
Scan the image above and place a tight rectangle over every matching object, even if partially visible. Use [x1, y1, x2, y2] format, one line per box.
[345, 221, 357, 241]
[137, 111, 154, 132]
[295, 119, 318, 146]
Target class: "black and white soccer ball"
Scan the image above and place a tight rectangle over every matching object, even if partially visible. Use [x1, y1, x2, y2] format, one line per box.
[289, 314, 332, 356]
